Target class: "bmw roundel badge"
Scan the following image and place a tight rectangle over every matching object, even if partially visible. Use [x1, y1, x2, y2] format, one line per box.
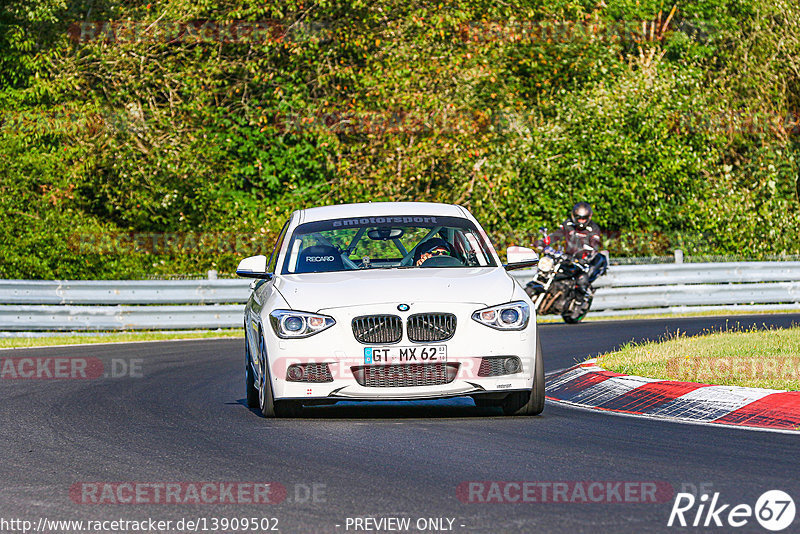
[397, 303, 410, 312]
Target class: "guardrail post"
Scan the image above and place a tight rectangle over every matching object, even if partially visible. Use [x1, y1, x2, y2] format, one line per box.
[674, 249, 684, 264]
[207, 270, 218, 280]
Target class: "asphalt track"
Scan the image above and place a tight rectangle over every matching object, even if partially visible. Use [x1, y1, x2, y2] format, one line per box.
[1, 315, 799, 534]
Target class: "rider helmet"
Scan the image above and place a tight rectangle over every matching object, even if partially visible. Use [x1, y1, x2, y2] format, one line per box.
[571, 202, 593, 230]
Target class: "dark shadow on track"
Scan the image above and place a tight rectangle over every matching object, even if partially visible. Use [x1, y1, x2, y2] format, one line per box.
[230, 396, 556, 420]
[228, 398, 267, 417]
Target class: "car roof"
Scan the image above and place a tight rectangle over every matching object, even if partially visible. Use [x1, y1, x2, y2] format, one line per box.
[294, 202, 470, 224]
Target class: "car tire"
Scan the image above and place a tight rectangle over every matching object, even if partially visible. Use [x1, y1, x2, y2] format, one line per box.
[245, 332, 259, 409]
[501, 332, 545, 416]
[257, 335, 302, 418]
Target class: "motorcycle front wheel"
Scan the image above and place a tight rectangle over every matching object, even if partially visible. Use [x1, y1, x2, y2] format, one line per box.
[562, 295, 592, 324]
[562, 311, 586, 324]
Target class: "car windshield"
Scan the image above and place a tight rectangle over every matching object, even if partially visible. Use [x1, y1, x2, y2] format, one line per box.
[281, 215, 498, 274]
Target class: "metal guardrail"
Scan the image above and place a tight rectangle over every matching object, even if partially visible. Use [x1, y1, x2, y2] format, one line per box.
[509, 261, 800, 317]
[0, 304, 243, 330]
[592, 262, 800, 287]
[0, 280, 250, 305]
[2, 261, 800, 330]
[0, 278, 251, 331]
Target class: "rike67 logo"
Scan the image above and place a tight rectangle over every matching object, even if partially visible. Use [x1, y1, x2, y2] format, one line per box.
[668, 490, 796, 531]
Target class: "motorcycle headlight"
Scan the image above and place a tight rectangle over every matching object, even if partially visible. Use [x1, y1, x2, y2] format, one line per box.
[538, 256, 554, 272]
[269, 310, 335, 338]
[472, 301, 530, 331]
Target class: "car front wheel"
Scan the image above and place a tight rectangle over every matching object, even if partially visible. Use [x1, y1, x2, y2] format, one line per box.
[257, 335, 301, 418]
[245, 332, 259, 409]
[501, 333, 545, 416]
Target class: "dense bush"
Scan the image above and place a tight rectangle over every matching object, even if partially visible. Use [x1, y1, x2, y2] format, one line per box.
[1, 0, 798, 278]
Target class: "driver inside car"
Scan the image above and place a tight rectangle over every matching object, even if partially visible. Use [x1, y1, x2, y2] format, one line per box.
[413, 238, 454, 266]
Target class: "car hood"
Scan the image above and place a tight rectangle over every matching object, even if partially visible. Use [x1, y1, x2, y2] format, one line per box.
[274, 268, 516, 311]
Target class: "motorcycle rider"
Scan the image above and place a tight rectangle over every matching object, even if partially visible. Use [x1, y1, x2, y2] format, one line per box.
[535, 202, 608, 297]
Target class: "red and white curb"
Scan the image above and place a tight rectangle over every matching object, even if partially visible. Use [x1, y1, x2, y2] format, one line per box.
[545, 359, 800, 432]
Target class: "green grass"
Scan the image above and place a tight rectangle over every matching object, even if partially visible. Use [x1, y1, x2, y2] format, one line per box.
[596, 326, 800, 390]
[0, 330, 243, 349]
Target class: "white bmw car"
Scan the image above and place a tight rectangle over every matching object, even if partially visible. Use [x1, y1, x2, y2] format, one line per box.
[236, 202, 543, 417]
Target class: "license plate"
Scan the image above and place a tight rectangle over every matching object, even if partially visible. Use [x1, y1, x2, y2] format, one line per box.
[364, 345, 447, 365]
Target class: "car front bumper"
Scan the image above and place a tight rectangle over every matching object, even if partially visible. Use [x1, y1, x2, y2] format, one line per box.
[262, 302, 538, 401]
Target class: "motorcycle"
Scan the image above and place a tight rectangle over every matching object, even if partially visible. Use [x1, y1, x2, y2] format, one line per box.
[523, 229, 597, 324]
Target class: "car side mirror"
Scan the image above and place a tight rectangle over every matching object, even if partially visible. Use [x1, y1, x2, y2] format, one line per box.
[504, 246, 539, 271]
[236, 255, 272, 279]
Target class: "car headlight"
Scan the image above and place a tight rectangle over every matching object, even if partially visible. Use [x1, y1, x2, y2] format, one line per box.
[269, 310, 335, 338]
[472, 301, 530, 330]
[538, 255, 554, 272]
